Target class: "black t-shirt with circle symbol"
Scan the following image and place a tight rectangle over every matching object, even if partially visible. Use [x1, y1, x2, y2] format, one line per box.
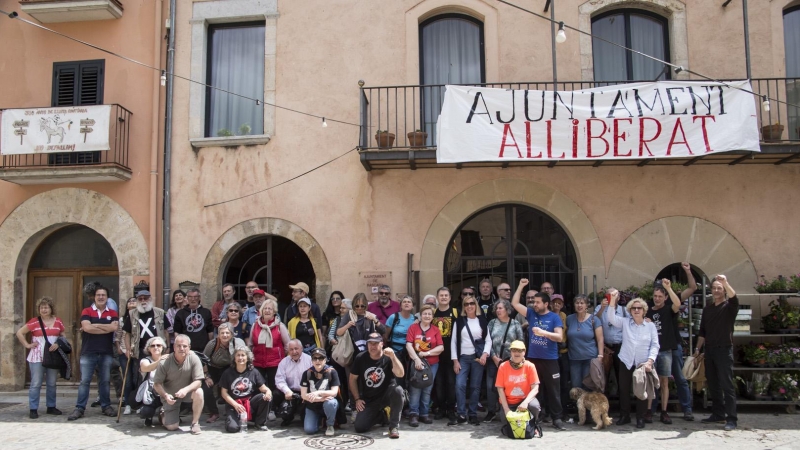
[352, 351, 396, 402]
[173, 306, 214, 352]
[219, 367, 267, 400]
[646, 299, 678, 352]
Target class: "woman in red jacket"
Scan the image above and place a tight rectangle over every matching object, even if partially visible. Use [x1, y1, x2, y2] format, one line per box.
[251, 298, 290, 419]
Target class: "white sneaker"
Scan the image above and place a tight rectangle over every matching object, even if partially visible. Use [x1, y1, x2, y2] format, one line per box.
[326, 425, 335, 436]
[123, 405, 131, 415]
[268, 411, 276, 421]
[351, 411, 358, 423]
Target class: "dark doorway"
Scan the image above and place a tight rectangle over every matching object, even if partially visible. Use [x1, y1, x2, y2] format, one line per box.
[224, 235, 315, 312]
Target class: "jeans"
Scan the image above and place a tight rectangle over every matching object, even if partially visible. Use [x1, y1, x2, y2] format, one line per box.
[569, 359, 591, 392]
[705, 346, 737, 421]
[485, 361, 500, 414]
[455, 354, 485, 418]
[408, 363, 439, 417]
[672, 344, 692, 413]
[303, 398, 338, 434]
[77, 353, 113, 410]
[28, 361, 58, 410]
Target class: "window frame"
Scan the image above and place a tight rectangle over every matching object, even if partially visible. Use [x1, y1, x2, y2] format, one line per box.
[418, 13, 486, 86]
[591, 8, 671, 82]
[50, 60, 105, 165]
[203, 20, 266, 138]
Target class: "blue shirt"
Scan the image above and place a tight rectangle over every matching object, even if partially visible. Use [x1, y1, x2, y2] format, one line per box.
[566, 314, 601, 360]
[525, 309, 563, 360]
[593, 304, 626, 345]
[386, 313, 416, 352]
[605, 308, 660, 370]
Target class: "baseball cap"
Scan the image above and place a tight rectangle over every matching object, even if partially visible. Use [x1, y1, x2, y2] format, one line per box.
[366, 332, 383, 343]
[136, 290, 151, 297]
[290, 282, 310, 293]
[509, 340, 526, 351]
[551, 294, 564, 303]
[298, 298, 312, 306]
[310, 348, 327, 358]
[252, 289, 266, 296]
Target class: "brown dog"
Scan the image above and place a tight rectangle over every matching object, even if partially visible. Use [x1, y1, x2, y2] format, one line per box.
[570, 387, 613, 430]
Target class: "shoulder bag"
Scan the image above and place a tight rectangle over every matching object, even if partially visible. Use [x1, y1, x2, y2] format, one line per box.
[38, 317, 64, 370]
[331, 311, 356, 366]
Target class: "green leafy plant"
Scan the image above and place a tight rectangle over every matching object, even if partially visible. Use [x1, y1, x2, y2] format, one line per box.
[743, 344, 768, 362]
[216, 123, 253, 137]
[790, 274, 800, 292]
[755, 275, 791, 293]
[769, 372, 800, 401]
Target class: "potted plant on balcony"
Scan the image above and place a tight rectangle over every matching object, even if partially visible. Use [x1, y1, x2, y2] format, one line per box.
[375, 130, 395, 149]
[761, 122, 784, 142]
[407, 129, 428, 147]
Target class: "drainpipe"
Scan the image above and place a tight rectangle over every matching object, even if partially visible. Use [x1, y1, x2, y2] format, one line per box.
[742, 0, 752, 80]
[162, 0, 176, 309]
[550, 0, 557, 86]
[148, 0, 163, 304]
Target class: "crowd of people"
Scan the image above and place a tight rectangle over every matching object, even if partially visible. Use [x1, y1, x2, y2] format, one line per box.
[17, 266, 743, 438]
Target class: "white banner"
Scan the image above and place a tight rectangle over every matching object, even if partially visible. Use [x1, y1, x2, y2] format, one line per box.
[1, 105, 112, 155]
[436, 81, 760, 163]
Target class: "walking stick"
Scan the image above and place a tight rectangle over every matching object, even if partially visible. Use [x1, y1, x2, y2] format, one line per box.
[116, 355, 131, 423]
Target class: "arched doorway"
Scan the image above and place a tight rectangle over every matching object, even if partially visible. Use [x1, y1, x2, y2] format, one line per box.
[223, 235, 315, 312]
[27, 224, 120, 380]
[444, 204, 578, 302]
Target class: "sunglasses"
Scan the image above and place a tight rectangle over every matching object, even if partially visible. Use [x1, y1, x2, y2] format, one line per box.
[378, 292, 391, 296]
[510, 349, 525, 353]
[630, 306, 644, 311]
[461, 292, 474, 296]
[463, 302, 477, 306]
[149, 344, 163, 348]
[312, 356, 326, 361]
[354, 304, 367, 309]
[228, 309, 240, 313]
[498, 288, 511, 291]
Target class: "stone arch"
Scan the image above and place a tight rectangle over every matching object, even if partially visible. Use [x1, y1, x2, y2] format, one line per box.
[418, 179, 604, 295]
[200, 218, 332, 309]
[405, 0, 499, 84]
[607, 216, 757, 292]
[578, 0, 689, 81]
[0, 188, 149, 389]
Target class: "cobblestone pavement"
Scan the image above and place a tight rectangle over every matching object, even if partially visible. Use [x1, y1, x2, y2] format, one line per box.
[1, 391, 798, 450]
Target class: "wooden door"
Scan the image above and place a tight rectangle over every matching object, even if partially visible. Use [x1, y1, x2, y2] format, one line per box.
[29, 274, 80, 383]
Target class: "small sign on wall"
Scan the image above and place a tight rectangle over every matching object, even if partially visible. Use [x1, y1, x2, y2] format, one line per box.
[359, 271, 392, 304]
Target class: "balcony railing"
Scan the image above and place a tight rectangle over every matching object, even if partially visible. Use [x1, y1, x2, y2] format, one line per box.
[357, 78, 800, 170]
[0, 104, 132, 184]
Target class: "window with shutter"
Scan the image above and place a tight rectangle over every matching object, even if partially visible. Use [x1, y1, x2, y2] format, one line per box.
[50, 60, 105, 165]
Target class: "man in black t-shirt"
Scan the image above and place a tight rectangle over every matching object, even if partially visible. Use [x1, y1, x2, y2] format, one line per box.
[349, 333, 405, 438]
[646, 279, 680, 425]
[301, 348, 341, 436]
[173, 289, 214, 352]
[431, 287, 459, 424]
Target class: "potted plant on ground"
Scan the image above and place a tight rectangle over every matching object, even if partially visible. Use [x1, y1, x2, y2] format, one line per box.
[375, 130, 395, 149]
[761, 122, 784, 142]
[407, 129, 428, 147]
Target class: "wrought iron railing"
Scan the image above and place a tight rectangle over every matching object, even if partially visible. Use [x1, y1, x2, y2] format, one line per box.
[358, 78, 800, 150]
[1, 104, 132, 169]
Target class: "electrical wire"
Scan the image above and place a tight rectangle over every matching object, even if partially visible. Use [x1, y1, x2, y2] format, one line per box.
[0, 8, 361, 127]
[203, 146, 358, 207]
[495, 0, 800, 109]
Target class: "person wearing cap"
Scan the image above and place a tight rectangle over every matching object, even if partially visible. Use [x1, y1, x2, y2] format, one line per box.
[288, 298, 324, 353]
[367, 284, 400, 325]
[349, 332, 405, 438]
[211, 284, 237, 329]
[241, 288, 277, 328]
[301, 348, 341, 436]
[285, 282, 322, 324]
[495, 340, 541, 428]
[122, 290, 168, 413]
[275, 339, 313, 426]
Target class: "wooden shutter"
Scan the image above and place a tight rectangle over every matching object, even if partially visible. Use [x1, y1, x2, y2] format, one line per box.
[50, 60, 105, 164]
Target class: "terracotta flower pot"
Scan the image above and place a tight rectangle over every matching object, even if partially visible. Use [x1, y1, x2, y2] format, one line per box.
[375, 132, 395, 149]
[407, 131, 428, 147]
[761, 124, 784, 142]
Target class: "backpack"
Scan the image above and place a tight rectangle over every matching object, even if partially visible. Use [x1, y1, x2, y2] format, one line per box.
[500, 410, 541, 439]
[407, 358, 434, 389]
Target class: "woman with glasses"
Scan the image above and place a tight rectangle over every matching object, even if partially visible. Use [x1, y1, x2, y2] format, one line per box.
[566, 295, 604, 392]
[288, 298, 324, 354]
[451, 295, 492, 425]
[224, 304, 250, 340]
[484, 299, 524, 423]
[605, 290, 659, 429]
[202, 322, 246, 423]
[137, 336, 168, 427]
[165, 290, 186, 344]
[337, 293, 384, 354]
[405, 304, 444, 427]
[300, 348, 341, 436]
